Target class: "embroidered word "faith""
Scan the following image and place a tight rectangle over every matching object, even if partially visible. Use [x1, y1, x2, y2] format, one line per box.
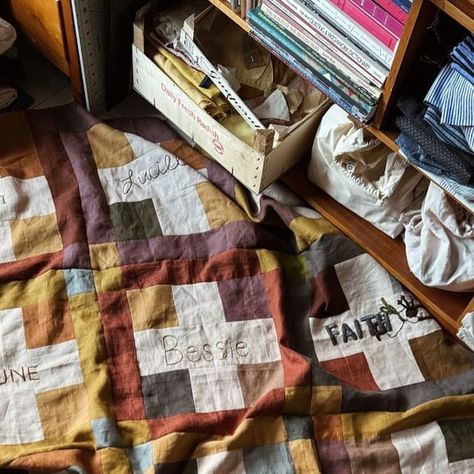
[325, 314, 392, 346]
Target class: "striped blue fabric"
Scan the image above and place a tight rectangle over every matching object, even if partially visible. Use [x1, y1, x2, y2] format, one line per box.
[423, 35, 474, 153]
[424, 107, 472, 154]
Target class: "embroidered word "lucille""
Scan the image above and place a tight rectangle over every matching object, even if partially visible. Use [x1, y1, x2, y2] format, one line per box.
[0, 366, 39, 385]
[120, 154, 185, 195]
[162, 335, 249, 366]
[325, 314, 392, 346]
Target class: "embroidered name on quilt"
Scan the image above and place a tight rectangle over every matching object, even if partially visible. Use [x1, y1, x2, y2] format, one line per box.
[120, 155, 185, 195]
[0, 195, 5, 205]
[162, 335, 249, 366]
[0, 366, 39, 385]
[324, 295, 429, 345]
[325, 314, 392, 346]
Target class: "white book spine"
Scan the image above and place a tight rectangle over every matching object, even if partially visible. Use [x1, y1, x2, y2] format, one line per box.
[281, 0, 388, 84]
[303, 0, 394, 66]
[261, 1, 382, 93]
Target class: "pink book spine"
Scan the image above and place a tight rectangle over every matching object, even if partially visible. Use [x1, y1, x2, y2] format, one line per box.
[371, 0, 408, 24]
[355, 0, 404, 37]
[329, 0, 399, 51]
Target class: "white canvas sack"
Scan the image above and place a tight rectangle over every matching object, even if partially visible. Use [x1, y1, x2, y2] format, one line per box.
[308, 105, 425, 238]
[401, 182, 474, 291]
[0, 18, 16, 55]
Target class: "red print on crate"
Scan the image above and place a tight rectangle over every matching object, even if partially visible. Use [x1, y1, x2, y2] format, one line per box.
[213, 137, 224, 155]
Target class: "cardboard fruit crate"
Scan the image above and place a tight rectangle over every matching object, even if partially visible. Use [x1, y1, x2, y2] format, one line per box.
[132, 4, 330, 193]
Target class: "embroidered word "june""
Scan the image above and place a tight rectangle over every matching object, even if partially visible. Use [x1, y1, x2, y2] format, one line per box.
[0, 366, 39, 385]
[120, 155, 185, 195]
[162, 335, 249, 366]
[325, 314, 392, 346]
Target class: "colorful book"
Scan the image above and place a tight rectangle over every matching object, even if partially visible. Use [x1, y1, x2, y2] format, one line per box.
[267, 0, 389, 86]
[252, 7, 381, 104]
[349, 0, 405, 36]
[299, 0, 395, 64]
[327, 0, 399, 49]
[329, 0, 402, 46]
[371, 0, 408, 24]
[249, 27, 375, 122]
[261, 1, 384, 93]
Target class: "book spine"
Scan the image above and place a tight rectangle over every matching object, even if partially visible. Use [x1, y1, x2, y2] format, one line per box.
[328, 0, 399, 49]
[249, 28, 374, 122]
[254, 7, 381, 102]
[300, 0, 395, 65]
[372, 0, 408, 22]
[249, 10, 374, 106]
[393, 0, 411, 13]
[262, 0, 384, 88]
[269, 0, 388, 85]
[356, 0, 404, 37]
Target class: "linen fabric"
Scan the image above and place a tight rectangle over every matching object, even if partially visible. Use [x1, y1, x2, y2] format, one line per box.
[0, 17, 16, 55]
[396, 132, 474, 205]
[424, 34, 474, 153]
[308, 104, 426, 238]
[401, 182, 474, 291]
[0, 85, 17, 109]
[1, 105, 474, 473]
[396, 97, 474, 186]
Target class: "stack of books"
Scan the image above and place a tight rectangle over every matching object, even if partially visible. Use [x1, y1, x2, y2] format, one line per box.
[247, 0, 411, 123]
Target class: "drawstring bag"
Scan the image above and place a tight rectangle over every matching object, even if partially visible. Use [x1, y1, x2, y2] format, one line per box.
[401, 182, 474, 292]
[0, 18, 16, 55]
[308, 105, 426, 238]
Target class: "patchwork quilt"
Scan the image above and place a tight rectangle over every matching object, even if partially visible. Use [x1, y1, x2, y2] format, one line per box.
[0, 104, 473, 473]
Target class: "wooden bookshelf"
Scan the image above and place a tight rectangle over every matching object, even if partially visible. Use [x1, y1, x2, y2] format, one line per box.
[429, 0, 474, 31]
[208, 0, 250, 32]
[204, 0, 474, 336]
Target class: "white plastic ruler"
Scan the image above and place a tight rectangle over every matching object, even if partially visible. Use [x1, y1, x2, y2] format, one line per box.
[70, 0, 107, 113]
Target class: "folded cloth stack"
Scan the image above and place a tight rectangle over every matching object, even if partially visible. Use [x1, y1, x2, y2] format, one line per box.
[308, 104, 426, 238]
[424, 35, 474, 154]
[147, 44, 231, 120]
[395, 97, 474, 186]
[0, 17, 16, 55]
[401, 182, 474, 292]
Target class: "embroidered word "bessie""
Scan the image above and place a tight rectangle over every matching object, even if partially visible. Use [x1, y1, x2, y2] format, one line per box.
[0, 366, 39, 385]
[162, 335, 249, 366]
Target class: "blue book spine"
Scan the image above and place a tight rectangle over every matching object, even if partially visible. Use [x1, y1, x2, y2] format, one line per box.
[248, 28, 375, 123]
[392, 0, 411, 13]
[248, 11, 373, 113]
[250, 8, 379, 105]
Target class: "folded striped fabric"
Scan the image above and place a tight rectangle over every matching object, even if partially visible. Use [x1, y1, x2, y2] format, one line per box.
[396, 97, 474, 186]
[424, 35, 474, 153]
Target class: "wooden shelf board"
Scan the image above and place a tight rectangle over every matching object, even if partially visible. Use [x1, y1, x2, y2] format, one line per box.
[281, 162, 473, 336]
[367, 125, 399, 152]
[429, 0, 474, 32]
[208, 0, 249, 32]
